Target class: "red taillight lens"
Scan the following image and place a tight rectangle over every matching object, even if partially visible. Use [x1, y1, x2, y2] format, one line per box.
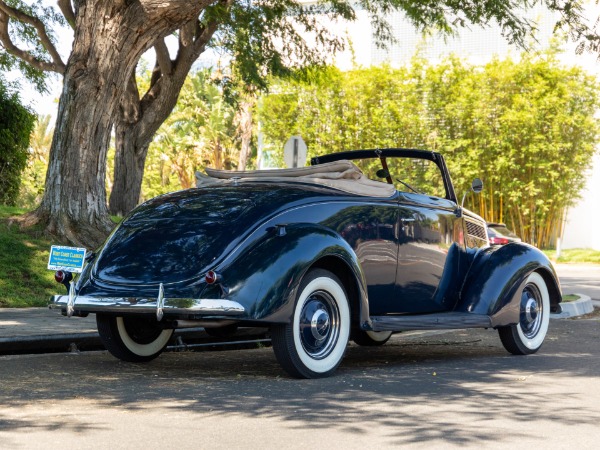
[489, 237, 509, 245]
[55, 270, 66, 283]
[55, 270, 73, 284]
[205, 270, 221, 284]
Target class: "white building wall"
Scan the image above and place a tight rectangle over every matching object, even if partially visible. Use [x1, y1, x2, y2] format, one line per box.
[562, 151, 600, 250]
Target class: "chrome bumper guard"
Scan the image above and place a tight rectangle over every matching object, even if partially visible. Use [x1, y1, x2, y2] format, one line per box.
[50, 286, 245, 321]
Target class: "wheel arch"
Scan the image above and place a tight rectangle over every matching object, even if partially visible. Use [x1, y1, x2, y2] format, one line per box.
[310, 255, 367, 332]
[457, 242, 562, 327]
[219, 222, 369, 325]
[535, 266, 562, 313]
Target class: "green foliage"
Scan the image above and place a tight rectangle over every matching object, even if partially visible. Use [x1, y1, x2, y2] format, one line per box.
[0, 0, 67, 93]
[17, 114, 52, 208]
[208, 0, 600, 94]
[143, 69, 240, 199]
[425, 51, 600, 247]
[257, 51, 600, 247]
[258, 63, 430, 158]
[0, 205, 57, 307]
[0, 78, 36, 205]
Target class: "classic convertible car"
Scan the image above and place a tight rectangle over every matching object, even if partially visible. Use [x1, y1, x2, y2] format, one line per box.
[51, 148, 562, 378]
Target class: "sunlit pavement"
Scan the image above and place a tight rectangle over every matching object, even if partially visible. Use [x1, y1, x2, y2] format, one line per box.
[0, 317, 599, 449]
[555, 264, 600, 301]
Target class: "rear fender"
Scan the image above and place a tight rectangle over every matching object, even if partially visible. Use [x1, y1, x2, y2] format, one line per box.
[210, 223, 368, 324]
[457, 243, 561, 327]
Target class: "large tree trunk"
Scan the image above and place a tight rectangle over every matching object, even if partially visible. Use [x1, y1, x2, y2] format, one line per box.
[21, 1, 209, 247]
[108, 19, 220, 216]
[109, 122, 150, 216]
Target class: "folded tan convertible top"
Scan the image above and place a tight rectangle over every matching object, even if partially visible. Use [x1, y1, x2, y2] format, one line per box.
[197, 160, 396, 198]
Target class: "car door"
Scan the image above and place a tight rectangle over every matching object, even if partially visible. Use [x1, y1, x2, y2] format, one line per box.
[333, 201, 400, 315]
[392, 193, 463, 313]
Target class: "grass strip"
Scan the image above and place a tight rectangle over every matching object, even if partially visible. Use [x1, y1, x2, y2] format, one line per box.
[0, 206, 59, 307]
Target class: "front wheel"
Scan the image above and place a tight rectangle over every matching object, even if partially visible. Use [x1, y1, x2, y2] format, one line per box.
[498, 272, 550, 355]
[271, 269, 350, 378]
[97, 314, 173, 362]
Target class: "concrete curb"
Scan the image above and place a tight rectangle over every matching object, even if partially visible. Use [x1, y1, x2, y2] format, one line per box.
[551, 294, 595, 319]
[0, 332, 101, 354]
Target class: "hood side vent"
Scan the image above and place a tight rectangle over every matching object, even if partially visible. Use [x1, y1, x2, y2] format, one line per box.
[466, 220, 487, 241]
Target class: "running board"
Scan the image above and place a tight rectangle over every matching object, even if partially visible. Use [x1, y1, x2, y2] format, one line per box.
[370, 312, 492, 332]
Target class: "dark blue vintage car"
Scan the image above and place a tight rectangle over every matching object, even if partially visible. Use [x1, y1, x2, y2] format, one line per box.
[51, 149, 562, 378]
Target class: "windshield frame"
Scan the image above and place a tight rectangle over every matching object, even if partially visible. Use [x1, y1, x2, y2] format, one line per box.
[311, 148, 457, 203]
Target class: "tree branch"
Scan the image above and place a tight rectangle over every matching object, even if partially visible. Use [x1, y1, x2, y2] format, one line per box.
[124, 1, 232, 144]
[57, 0, 76, 29]
[192, 0, 233, 55]
[0, 12, 64, 74]
[0, 1, 66, 73]
[119, 70, 141, 125]
[154, 38, 172, 75]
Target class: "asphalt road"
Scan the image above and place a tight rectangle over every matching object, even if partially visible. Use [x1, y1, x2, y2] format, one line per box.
[555, 264, 600, 300]
[1, 314, 599, 449]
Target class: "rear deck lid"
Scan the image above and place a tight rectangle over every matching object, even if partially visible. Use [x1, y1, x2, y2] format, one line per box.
[92, 189, 255, 286]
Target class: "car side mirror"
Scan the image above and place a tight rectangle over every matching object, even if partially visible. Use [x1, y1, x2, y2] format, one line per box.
[456, 178, 484, 218]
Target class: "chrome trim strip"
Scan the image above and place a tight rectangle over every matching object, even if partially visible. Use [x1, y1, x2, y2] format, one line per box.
[50, 295, 245, 316]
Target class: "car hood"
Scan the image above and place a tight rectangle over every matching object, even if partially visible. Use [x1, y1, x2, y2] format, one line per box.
[91, 183, 336, 286]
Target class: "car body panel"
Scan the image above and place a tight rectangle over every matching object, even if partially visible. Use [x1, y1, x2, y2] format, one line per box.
[394, 195, 462, 314]
[457, 242, 561, 326]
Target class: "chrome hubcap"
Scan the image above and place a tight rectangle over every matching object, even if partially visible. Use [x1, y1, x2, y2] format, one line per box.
[524, 298, 538, 323]
[310, 309, 330, 340]
[299, 291, 340, 360]
[520, 283, 543, 339]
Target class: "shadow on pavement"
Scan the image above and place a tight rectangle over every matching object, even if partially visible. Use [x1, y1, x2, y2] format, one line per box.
[1, 318, 599, 446]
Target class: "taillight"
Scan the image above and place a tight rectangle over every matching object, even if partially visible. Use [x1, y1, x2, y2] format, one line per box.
[205, 270, 221, 284]
[489, 237, 509, 245]
[54, 270, 73, 284]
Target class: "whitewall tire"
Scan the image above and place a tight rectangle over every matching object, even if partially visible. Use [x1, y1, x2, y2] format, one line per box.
[498, 271, 550, 355]
[97, 314, 173, 362]
[271, 269, 350, 378]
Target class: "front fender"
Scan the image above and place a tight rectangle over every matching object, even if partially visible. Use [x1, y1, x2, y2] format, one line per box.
[210, 223, 367, 324]
[456, 243, 561, 327]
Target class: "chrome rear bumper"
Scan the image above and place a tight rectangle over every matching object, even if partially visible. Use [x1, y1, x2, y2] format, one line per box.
[50, 295, 245, 319]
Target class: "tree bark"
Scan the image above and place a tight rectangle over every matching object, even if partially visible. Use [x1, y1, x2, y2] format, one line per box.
[109, 122, 150, 215]
[237, 98, 254, 170]
[21, 1, 209, 247]
[109, 16, 221, 216]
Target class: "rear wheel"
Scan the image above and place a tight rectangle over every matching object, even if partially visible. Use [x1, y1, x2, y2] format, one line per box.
[353, 330, 392, 346]
[498, 272, 550, 355]
[271, 269, 350, 378]
[97, 314, 173, 362]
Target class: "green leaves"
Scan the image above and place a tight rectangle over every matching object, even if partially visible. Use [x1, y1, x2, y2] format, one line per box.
[0, 78, 35, 205]
[257, 50, 599, 247]
[142, 69, 240, 198]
